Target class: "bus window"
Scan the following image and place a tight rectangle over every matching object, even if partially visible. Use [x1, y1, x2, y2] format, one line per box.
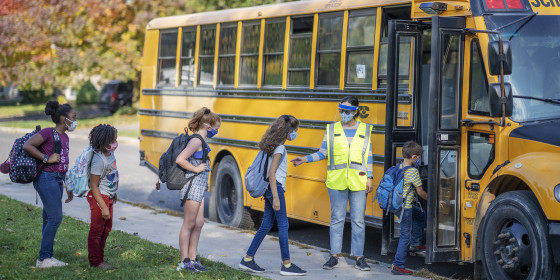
[346, 9, 376, 86]
[377, 6, 411, 88]
[240, 21, 260, 86]
[263, 18, 285, 86]
[288, 16, 313, 86]
[180, 28, 196, 87]
[468, 132, 494, 180]
[437, 149, 459, 247]
[396, 35, 414, 127]
[198, 26, 216, 87]
[440, 32, 461, 130]
[316, 12, 343, 87]
[157, 29, 178, 88]
[218, 23, 237, 86]
[468, 39, 490, 116]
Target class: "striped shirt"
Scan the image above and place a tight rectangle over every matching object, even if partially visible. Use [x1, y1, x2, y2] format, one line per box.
[306, 122, 373, 177]
[403, 167, 422, 209]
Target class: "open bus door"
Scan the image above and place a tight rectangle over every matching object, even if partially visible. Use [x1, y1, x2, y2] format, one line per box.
[382, 19, 426, 255]
[425, 16, 466, 263]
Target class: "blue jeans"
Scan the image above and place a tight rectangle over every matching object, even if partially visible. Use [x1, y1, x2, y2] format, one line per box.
[33, 171, 65, 260]
[328, 188, 366, 257]
[246, 182, 290, 261]
[393, 205, 426, 267]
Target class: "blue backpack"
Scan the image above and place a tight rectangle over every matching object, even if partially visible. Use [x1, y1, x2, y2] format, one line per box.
[375, 164, 414, 215]
[244, 149, 286, 198]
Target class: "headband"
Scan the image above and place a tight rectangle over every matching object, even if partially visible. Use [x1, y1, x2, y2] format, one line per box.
[204, 109, 211, 114]
[282, 115, 290, 123]
[338, 104, 358, 111]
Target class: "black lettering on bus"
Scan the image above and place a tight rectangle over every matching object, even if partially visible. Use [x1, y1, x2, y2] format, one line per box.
[530, 0, 540, 7]
[540, 0, 550, 7]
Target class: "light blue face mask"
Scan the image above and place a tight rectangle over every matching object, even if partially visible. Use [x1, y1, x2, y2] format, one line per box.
[414, 158, 421, 168]
[340, 112, 354, 123]
[289, 130, 297, 141]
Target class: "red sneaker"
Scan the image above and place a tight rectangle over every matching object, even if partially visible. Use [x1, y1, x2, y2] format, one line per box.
[410, 244, 426, 251]
[391, 264, 413, 275]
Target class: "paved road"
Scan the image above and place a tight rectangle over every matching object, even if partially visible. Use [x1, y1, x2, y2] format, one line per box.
[0, 130, 474, 279]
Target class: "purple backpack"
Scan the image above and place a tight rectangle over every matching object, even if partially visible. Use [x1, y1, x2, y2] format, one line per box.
[5, 126, 60, 184]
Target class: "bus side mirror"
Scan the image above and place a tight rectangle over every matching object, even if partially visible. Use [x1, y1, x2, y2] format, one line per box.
[489, 83, 513, 117]
[488, 41, 512, 75]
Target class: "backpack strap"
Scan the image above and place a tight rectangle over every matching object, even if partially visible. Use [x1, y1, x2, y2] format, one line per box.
[51, 128, 62, 154]
[265, 146, 287, 181]
[189, 134, 209, 162]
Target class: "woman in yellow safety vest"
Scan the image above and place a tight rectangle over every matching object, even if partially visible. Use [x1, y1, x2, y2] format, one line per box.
[291, 96, 374, 271]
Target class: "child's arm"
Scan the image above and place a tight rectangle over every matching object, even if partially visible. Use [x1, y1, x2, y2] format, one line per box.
[176, 138, 206, 173]
[89, 174, 110, 220]
[416, 186, 428, 201]
[268, 153, 282, 211]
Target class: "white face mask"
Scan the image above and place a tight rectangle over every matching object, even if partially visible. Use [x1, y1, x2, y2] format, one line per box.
[340, 112, 354, 123]
[65, 118, 77, 132]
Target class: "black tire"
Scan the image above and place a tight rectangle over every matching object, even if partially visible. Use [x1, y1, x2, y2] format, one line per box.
[213, 155, 254, 229]
[481, 190, 555, 280]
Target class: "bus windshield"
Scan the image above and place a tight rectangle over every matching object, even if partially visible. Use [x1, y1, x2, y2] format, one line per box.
[487, 15, 560, 122]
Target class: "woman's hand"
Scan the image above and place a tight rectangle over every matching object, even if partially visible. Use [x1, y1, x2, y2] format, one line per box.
[194, 163, 208, 174]
[101, 206, 110, 220]
[272, 196, 280, 211]
[366, 179, 374, 194]
[291, 156, 307, 167]
[47, 153, 61, 164]
[64, 190, 73, 203]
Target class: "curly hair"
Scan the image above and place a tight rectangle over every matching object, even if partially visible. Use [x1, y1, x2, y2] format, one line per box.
[187, 107, 221, 134]
[258, 115, 299, 155]
[402, 140, 423, 159]
[45, 101, 73, 124]
[89, 124, 118, 153]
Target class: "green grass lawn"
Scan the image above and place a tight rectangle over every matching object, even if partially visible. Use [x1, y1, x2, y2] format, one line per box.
[0, 194, 264, 280]
[0, 114, 138, 130]
[118, 129, 140, 139]
[0, 104, 48, 117]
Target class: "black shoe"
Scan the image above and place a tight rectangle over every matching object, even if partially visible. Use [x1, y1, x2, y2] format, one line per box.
[280, 262, 307, 276]
[322, 256, 338, 270]
[238, 258, 265, 273]
[355, 257, 371, 271]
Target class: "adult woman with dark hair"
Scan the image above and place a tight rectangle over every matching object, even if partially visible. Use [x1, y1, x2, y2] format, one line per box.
[291, 96, 374, 271]
[23, 100, 77, 268]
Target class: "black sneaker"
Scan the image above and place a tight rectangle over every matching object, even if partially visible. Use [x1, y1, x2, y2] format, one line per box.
[280, 263, 307, 276]
[355, 257, 371, 271]
[322, 256, 338, 270]
[238, 258, 265, 273]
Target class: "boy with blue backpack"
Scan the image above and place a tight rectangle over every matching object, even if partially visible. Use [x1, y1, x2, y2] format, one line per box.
[391, 141, 428, 275]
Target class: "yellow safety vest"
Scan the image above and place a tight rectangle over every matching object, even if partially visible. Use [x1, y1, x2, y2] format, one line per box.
[325, 122, 373, 191]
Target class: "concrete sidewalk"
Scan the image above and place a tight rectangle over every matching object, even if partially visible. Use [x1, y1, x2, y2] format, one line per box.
[0, 178, 424, 280]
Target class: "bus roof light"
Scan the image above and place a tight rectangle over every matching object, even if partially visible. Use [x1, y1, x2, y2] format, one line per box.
[505, 0, 524, 9]
[485, 0, 506, 9]
[419, 2, 448, 15]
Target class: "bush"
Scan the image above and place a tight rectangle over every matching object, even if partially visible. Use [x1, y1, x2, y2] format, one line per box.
[20, 90, 50, 104]
[76, 80, 98, 105]
[114, 105, 138, 116]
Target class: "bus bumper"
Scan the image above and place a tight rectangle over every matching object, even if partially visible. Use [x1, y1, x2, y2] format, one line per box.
[550, 222, 560, 264]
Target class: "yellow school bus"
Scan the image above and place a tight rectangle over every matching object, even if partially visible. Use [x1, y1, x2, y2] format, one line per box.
[139, 0, 560, 278]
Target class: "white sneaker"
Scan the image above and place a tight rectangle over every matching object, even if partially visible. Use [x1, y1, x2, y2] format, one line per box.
[36, 258, 68, 268]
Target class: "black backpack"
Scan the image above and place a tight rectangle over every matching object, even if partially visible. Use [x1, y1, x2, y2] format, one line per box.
[158, 131, 208, 190]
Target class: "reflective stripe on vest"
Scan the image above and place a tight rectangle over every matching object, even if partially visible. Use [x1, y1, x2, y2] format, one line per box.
[325, 122, 372, 191]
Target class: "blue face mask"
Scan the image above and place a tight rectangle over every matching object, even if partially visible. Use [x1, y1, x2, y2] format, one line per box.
[414, 158, 421, 168]
[289, 130, 297, 141]
[207, 128, 218, 138]
[340, 112, 354, 123]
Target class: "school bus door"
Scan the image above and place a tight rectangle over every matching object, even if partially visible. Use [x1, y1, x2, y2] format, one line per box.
[426, 16, 466, 263]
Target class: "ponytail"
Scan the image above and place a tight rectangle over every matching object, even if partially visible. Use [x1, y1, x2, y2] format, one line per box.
[187, 107, 221, 133]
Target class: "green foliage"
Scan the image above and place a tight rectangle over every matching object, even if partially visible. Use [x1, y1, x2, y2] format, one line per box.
[76, 80, 98, 106]
[20, 90, 50, 105]
[114, 105, 138, 116]
[0, 194, 263, 280]
[0, 114, 138, 130]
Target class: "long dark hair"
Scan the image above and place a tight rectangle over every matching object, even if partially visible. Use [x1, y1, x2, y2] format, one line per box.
[258, 115, 299, 155]
[89, 124, 118, 153]
[45, 101, 73, 124]
[340, 96, 360, 119]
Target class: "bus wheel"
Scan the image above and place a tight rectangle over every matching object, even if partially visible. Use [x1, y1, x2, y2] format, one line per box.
[214, 155, 254, 229]
[481, 191, 554, 280]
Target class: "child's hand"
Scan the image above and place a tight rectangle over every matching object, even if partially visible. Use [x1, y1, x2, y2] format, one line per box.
[272, 197, 280, 211]
[65, 190, 73, 203]
[112, 193, 117, 204]
[101, 207, 111, 220]
[194, 163, 207, 173]
[291, 156, 307, 167]
[47, 153, 61, 164]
